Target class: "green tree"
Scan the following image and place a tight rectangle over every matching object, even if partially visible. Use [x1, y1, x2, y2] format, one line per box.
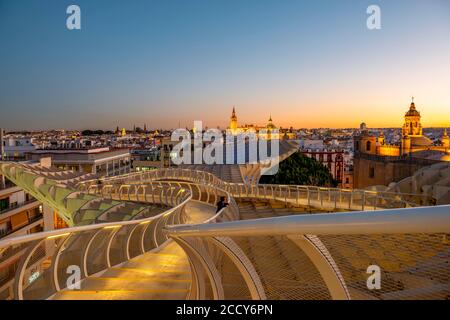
[259, 153, 337, 187]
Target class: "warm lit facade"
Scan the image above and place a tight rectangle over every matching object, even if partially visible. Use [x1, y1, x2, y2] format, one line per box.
[355, 99, 448, 158]
[227, 107, 281, 140]
[0, 183, 43, 239]
[353, 99, 449, 188]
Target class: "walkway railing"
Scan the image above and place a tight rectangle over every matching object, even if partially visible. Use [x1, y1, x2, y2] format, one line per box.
[1, 163, 446, 301]
[165, 205, 450, 300]
[0, 163, 185, 226]
[0, 182, 238, 300]
[83, 168, 433, 210]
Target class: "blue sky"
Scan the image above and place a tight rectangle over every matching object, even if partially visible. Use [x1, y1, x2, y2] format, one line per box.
[0, 0, 449, 130]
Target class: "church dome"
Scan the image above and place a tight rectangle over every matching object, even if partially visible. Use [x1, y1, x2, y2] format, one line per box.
[266, 115, 276, 130]
[405, 100, 420, 117]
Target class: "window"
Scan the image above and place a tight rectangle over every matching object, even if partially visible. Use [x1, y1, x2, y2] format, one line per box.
[369, 167, 375, 178]
[345, 178, 349, 184]
[366, 141, 371, 151]
[0, 198, 9, 211]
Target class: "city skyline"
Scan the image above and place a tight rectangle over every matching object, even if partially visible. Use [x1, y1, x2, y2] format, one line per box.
[1, 0, 450, 130]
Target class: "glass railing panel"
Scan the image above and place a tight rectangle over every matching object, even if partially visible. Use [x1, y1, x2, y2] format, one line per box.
[56, 231, 92, 291]
[85, 229, 113, 276]
[108, 225, 131, 267]
[142, 220, 158, 252]
[22, 237, 64, 300]
[128, 223, 147, 259]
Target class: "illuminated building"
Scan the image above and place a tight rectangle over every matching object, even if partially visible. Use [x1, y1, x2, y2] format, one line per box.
[227, 107, 280, 140]
[353, 98, 449, 188]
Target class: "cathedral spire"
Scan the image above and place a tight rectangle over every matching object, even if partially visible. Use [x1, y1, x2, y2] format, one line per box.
[410, 96, 416, 110]
[230, 106, 238, 133]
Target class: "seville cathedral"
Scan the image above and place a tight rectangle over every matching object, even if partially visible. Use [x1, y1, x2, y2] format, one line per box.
[353, 98, 449, 188]
[228, 107, 285, 139]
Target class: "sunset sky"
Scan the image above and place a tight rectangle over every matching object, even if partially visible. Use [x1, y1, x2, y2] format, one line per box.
[0, 0, 449, 130]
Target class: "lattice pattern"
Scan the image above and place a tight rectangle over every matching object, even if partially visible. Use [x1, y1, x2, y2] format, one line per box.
[319, 233, 450, 300]
[232, 236, 332, 300]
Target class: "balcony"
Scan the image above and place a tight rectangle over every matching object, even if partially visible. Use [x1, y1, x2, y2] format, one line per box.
[0, 212, 43, 239]
[0, 179, 17, 192]
[0, 199, 40, 216]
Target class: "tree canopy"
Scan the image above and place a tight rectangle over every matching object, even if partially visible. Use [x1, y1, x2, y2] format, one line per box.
[259, 152, 337, 187]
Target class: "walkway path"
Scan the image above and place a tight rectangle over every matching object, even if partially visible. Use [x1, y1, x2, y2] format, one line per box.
[51, 201, 216, 300]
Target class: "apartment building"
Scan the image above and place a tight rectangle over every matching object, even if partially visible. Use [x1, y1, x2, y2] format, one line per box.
[0, 182, 43, 239]
[1, 133, 36, 161]
[27, 146, 131, 176]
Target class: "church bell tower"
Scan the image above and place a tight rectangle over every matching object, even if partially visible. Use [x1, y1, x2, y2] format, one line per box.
[230, 107, 238, 134]
[402, 97, 422, 136]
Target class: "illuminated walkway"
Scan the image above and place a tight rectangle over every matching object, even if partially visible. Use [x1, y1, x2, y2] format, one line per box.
[51, 201, 216, 300]
[0, 163, 448, 300]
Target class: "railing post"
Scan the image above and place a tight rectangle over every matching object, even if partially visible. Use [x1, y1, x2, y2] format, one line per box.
[349, 191, 353, 210]
[320, 189, 323, 208]
[284, 187, 287, 206]
[334, 190, 337, 210]
[362, 191, 365, 211]
[307, 188, 310, 208]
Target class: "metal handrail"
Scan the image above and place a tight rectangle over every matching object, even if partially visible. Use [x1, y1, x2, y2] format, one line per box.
[1, 163, 446, 301]
[164, 204, 450, 300]
[0, 178, 240, 249]
[88, 168, 431, 200]
[0, 179, 239, 300]
[165, 205, 450, 237]
[0, 195, 190, 250]
[83, 168, 431, 209]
